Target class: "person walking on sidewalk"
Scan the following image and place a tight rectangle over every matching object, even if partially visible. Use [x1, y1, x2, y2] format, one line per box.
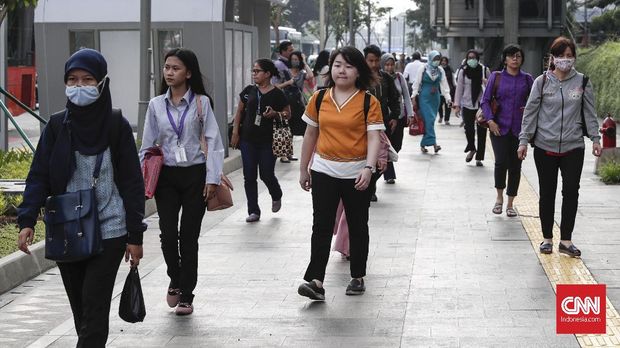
[313, 50, 331, 91]
[272, 41, 299, 163]
[411, 50, 452, 154]
[17, 48, 146, 347]
[298, 46, 384, 300]
[454, 49, 490, 167]
[288, 51, 313, 137]
[438, 56, 456, 125]
[480, 44, 533, 217]
[140, 48, 225, 315]
[380, 53, 412, 184]
[230, 59, 290, 223]
[518, 37, 602, 257]
[364, 45, 400, 201]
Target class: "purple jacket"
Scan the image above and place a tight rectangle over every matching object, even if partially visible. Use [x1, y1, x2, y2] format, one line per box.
[481, 69, 533, 137]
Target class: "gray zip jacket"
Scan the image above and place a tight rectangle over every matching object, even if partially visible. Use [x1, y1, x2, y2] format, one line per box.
[519, 69, 600, 153]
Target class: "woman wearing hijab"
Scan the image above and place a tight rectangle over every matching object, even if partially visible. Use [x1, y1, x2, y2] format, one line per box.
[17, 48, 146, 348]
[410, 50, 452, 153]
[454, 49, 488, 166]
[380, 53, 412, 184]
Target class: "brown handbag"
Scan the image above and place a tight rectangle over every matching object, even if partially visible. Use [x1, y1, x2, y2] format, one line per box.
[207, 174, 234, 211]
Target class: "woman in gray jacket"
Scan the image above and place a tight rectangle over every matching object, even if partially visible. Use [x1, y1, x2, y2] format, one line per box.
[517, 37, 602, 257]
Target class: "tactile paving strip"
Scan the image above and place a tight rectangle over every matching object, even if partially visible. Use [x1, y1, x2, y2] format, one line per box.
[516, 175, 620, 347]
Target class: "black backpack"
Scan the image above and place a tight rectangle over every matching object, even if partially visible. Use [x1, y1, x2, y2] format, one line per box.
[314, 89, 372, 123]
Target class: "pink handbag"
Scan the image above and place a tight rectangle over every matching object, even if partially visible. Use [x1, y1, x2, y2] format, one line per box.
[142, 147, 164, 199]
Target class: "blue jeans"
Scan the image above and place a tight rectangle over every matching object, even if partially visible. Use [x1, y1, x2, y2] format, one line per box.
[240, 140, 283, 216]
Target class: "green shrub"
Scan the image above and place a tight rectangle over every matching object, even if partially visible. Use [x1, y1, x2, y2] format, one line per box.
[0, 192, 6, 216]
[599, 160, 620, 184]
[0, 221, 45, 258]
[0, 148, 33, 179]
[577, 41, 620, 119]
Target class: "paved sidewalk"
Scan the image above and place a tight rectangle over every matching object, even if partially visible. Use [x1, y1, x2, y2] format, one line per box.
[2, 121, 617, 347]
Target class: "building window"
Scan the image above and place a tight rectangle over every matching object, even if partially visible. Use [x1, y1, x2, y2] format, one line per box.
[69, 31, 95, 54]
[484, 0, 504, 18]
[158, 29, 182, 60]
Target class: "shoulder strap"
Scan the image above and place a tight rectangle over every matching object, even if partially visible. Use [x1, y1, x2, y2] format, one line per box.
[581, 74, 590, 137]
[492, 72, 501, 94]
[92, 153, 104, 185]
[363, 91, 371, 124]
[315, 88, 327, 120]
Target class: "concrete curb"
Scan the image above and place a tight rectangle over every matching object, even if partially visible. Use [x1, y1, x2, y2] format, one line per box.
[0, 149, 243, 295]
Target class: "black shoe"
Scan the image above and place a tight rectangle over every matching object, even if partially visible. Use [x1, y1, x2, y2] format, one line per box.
[559, 242, 581, 257]
[288, 156, 299, 161]
[298, 281, 325, 301]
[385, 178, 395, 184]
[370, 194, 378, 202]
[539, 242, 552, 254]
[465, 150, 476, 162]
[280, 157, 291, 163]
[346, 278, 365, 295]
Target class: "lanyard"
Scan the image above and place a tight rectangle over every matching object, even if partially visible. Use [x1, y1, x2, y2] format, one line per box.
[165, 92, 195, 143]
[256, 86, 262, 114]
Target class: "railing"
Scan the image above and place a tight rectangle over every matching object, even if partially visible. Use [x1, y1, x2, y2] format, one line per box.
[0, 86, 47, 152]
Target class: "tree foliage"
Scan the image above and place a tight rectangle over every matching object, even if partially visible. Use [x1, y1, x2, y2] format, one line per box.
[590, 8, 620, 37]
[0, 0, 37, 26]
[285, 0, 319, 30]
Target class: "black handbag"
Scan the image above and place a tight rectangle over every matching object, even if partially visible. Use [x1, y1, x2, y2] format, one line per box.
[119, 266, 146, 323]
[44, 153, 104, 262]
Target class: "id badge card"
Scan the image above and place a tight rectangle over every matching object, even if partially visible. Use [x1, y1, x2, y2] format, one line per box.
[174, 145, 188, 163]
[254, 112, 262, 126]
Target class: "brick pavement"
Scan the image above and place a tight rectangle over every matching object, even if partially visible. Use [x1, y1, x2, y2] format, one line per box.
[3, 121, 617, 347]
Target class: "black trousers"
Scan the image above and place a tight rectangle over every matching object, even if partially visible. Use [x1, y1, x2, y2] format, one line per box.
[155, 164, 207, 303]
[490, 133, 522, 197]
[384, 118, 405, 180]
[462, 107, 487, 160]
[534, 147, 585, 241]
[58, 236, 126, 348]
[439, 96, 452, 122]
[304, 171, 371, 282]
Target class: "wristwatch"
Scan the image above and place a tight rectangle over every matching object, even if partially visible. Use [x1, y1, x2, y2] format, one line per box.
[364, 165, 376, 174]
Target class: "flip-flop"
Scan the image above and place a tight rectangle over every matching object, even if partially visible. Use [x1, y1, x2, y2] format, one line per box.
[506, 207, 518, 217]
[492, 202, 503, 214]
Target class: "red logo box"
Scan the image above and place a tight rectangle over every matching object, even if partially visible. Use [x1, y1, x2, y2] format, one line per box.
[557, 284, 606, 334]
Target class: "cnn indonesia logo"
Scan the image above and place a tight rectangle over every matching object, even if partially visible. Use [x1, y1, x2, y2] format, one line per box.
[557, 284, 606, 334]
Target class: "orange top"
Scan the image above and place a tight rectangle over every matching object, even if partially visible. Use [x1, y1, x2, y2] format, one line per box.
[303, 88, 385, 178]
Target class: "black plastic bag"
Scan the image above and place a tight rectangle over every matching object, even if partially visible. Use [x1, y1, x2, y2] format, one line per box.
[119, 266, 146, 323]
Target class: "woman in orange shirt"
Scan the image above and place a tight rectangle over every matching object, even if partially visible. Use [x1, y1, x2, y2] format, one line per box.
[297, 47, 384, 300]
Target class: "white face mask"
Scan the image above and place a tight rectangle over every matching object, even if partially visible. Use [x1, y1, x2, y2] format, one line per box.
[553, 57, 575, 72]
[65, 77, 106, 106]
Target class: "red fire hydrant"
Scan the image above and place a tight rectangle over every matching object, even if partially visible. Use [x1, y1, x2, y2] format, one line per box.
[600, 113, 616, 148]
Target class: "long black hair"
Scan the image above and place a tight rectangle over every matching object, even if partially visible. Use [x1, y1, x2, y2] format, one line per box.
[254, 58, 280, 80]
[325, 46, 375, 90]
[313, 50, 330, 76]
[159, 48, 213, 107]
[497, 44, 525, 71]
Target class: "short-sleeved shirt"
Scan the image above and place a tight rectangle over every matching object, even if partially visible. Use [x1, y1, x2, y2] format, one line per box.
[302, 88, 385, 179]
[239, 85, 288, 144]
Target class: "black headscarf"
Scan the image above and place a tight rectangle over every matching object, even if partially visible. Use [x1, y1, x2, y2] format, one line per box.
[463, 51, 483, 103]
[49, 49, 115, 193]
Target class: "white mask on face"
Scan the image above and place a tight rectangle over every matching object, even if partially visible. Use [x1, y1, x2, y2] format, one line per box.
[65, 77, 106, 106]
[553, 57, 575, 72]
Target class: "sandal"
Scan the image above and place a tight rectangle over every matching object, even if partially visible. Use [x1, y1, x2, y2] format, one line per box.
[492, 202, 503, 214]
[539, 242, 553, 254]
[421, 147, 428, 153]
[559, 242, 581, 257]
[506, 207, 518, 217]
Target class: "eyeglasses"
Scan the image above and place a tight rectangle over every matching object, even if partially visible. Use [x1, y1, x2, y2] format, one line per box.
[508, 54, 523, 60]
[251, 69, 264, 74]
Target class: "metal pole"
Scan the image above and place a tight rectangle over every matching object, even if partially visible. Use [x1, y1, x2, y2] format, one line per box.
[137, 0, 151, 142]
[367, 0, 371, 45]
[0, 99, 35, 151]
[0, 17, 7, 151]
[584, 2, 589, 47]
[0, 86, 47, 124]
[349, 0, 354, 46]
[402, 15, 406, 54]
[388, 9, 392, 52]
[320, 0, 325, 50]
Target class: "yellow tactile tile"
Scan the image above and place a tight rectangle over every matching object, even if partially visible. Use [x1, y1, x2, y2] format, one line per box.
[516, 175, 620, 347]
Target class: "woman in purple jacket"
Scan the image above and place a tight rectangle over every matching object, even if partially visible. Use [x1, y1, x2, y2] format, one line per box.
[480, 44, 533, 217]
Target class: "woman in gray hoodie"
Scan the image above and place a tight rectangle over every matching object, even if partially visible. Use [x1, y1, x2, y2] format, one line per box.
[517, 37, 602, 257]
